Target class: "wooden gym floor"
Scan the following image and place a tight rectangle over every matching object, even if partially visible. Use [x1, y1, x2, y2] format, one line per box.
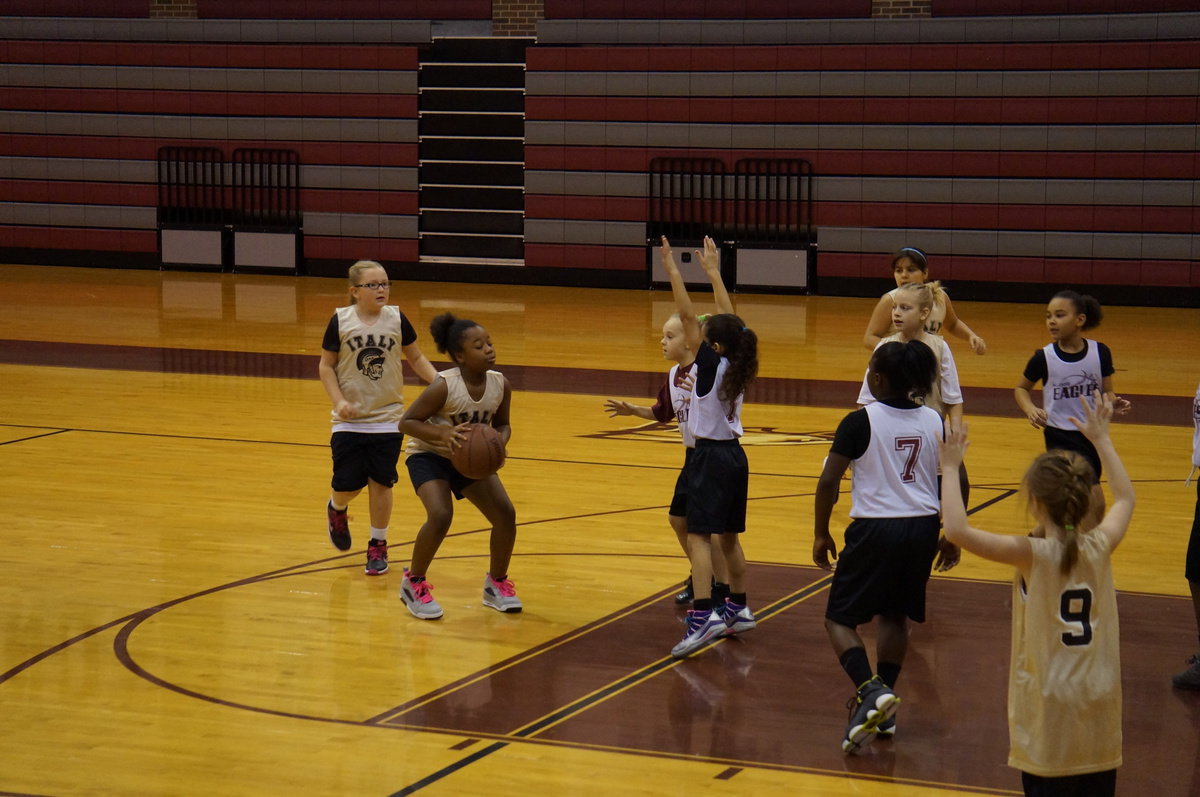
[1, 263, 1198, 796]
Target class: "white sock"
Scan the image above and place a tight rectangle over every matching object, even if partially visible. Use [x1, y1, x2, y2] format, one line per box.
[370, 526, 387, 542]
[329, 498, 348, 512]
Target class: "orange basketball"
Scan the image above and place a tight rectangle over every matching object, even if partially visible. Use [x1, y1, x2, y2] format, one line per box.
[450, 423, 506, 480]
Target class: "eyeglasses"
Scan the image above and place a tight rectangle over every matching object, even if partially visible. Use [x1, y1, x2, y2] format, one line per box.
[354, 282, 391, 290]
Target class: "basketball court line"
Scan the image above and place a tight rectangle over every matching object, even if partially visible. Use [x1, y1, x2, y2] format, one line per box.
[5, 476, 1195, 794]
[0, 342, 1191, 424]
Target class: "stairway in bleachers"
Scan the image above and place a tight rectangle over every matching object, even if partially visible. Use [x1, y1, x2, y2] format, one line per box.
[418, 38, 530, 267]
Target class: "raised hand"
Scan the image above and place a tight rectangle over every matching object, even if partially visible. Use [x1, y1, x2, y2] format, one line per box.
[698, 235, 720, 275]
[660, 236, 679, 275]
[1067, 394, 1113, 441]
[940, 418, 969, 470]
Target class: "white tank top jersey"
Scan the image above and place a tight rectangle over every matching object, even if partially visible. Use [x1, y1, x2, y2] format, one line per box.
[668, 362, 697, 448]
[1008, 533, 1122, 778]
[329, 305, 413, 432]
[1192, 381, 1200, 468]
[1042, 340, 1103, 431]
[857, 333, 962, 417]
[406, 368, 505, 458]
[887, 285, 947, 336]
[689, 350, 743, 441]
[849, 402, 942, 518]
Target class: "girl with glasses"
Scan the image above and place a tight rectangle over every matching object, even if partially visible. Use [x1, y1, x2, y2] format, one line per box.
[318, 260, 438, 575]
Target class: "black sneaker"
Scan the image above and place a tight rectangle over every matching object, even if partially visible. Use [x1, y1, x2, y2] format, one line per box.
[842, 676, 899, 754]
[327, 502, 351, 551]
[1173, 654, 1200, 690]
[674, 577, 694, 605]
[364, 539, 388, 575]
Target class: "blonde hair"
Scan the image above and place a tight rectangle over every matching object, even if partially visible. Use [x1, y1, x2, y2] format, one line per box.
[346, 260, 384, 306]
[1023, 450, 1094, 573]
[893, 280, 946, 314]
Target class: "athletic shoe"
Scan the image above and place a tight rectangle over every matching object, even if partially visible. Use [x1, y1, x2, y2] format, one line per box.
[674, 577, 694, 605]
[718, 600, 757, 636]
[482, 574, 523, 613]
[671, 609, 726, 658]
[327, 502, 351, 551]
[400, 569, 443, 620]
[876, 715, 896, 738]
[1172, 654, 1200, 690]
[364, 539, 388, 575]
[842, 676, 900, 754]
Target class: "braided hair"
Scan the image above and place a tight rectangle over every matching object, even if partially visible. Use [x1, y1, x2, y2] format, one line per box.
[1024, 450, 1095, 573]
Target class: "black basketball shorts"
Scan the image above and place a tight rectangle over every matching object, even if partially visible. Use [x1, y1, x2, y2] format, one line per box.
[825, 514, 941, 627]
[330, 431, 402, 492]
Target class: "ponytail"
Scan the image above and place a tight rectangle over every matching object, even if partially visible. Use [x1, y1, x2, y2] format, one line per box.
[702, 313, 758, 402]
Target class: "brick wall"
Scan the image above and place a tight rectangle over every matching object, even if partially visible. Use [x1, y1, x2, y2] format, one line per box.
[872, 0, 931, 16]
[494, 0, 542, 36]
[150, 0, 198, 18]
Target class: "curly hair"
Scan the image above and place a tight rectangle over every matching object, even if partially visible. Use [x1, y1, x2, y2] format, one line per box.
[703, 313, 758, 403]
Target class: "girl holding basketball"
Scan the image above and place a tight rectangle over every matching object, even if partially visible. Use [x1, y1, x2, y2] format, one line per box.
[398, 313, 518, 620]
[318, 260, 438, 576]
[661, 236, 759, 658]
[1014, 290, 1131, 526]
[604, 235, 731, 608]
[942, 395, 1134, 796]
[863, 247, 987, 354]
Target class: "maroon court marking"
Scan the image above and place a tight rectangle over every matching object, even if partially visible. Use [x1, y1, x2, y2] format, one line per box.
[378, 564, 1200, 795]
[0, 339, 1189, 424]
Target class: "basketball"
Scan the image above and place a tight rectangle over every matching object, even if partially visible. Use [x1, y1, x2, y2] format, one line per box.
[450, 423, 506, 479]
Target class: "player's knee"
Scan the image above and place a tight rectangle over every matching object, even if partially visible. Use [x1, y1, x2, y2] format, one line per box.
[425, 506, 453, 533]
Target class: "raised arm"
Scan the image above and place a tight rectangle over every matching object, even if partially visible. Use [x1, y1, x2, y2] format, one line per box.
[1068, 395, 1134, 550]
[697, 235, 734, 315]
[661, 236, 702, 354]
[941, 420, 1032, 571]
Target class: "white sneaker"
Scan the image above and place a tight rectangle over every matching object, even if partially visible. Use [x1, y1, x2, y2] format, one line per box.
[482, 573, 522, 613]
[671, 610, 726, 658]
[719, 601, 757, 635]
